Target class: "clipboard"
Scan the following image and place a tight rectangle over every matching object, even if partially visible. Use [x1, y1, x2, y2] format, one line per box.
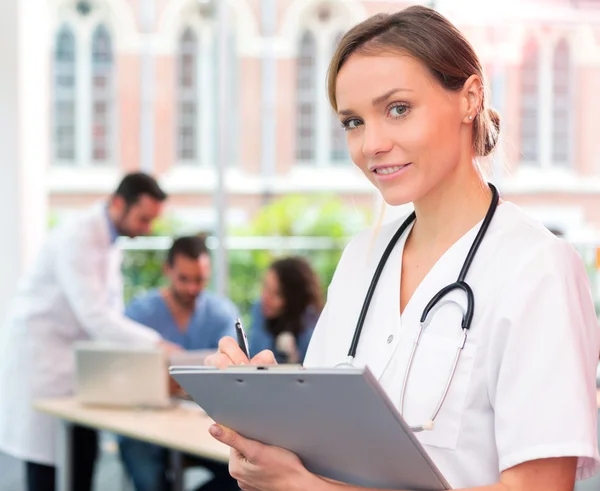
[169, 365, 451, 490]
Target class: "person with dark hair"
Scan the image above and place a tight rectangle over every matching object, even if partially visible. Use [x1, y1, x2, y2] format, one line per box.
[249, 257, 323, 364]
[118, 235, 239, 491]
[206, 6, 600, 491]
[109, 171, 168, 238]
[0, 172, 179, 491]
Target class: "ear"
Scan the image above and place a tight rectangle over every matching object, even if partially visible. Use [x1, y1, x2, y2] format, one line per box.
[110, 194, 126, 213]
[461, 74, 483, 124]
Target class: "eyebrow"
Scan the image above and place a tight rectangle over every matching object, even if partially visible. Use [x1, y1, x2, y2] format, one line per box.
[338, 88, 414, 116]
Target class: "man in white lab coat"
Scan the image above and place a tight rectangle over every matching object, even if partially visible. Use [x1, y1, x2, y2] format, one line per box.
[0, 172, 180, 491]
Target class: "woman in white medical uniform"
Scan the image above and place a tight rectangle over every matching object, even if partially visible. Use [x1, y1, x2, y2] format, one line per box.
[205, 5, 600, 491]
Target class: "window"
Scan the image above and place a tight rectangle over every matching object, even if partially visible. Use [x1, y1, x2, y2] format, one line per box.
[330, 31, 349, 164]
[294, 6, 352, 167]
[520, 38, 540, 164]
[552, 38, 571, 166]
[177, 28, 198, 162]
[296, 30, 317, 162]
[91, 25, 113, 163]
[51, 11, 116, 167]
[175, 13, 238, 167]
[53, 26, 77, 162]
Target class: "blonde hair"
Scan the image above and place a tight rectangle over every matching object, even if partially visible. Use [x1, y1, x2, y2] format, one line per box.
[367, 200, 388, 255]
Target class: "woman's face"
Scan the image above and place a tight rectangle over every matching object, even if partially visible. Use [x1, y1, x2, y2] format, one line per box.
[261, 269, 285, 319]
[335, 52, 472, 206]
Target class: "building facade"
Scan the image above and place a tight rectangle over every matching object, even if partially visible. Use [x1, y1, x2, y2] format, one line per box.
[47, 0, 600, 240]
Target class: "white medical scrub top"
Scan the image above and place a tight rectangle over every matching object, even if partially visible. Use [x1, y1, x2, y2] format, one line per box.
[304, 202, 600, 489]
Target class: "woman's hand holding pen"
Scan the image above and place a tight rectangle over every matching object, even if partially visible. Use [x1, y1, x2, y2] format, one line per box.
[204, 336, 277, 369]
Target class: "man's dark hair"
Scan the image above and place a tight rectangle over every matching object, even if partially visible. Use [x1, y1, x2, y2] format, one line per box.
[167, 236, 209, 266]
[113, 172, 167, 207]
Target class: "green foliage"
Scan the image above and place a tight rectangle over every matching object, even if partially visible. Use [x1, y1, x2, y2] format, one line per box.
[122, 249, 168, 303]
[48, 211, 59, 229]
[228, 194, 371, 323]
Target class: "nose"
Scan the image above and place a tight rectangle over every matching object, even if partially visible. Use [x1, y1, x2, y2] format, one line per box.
[361, 121, 393, 158]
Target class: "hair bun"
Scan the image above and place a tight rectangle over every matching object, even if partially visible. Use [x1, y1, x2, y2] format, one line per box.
[482, 107, 501, 156]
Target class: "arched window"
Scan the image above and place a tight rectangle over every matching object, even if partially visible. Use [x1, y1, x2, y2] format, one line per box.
[91, 25, 113, 163]
[296, 30, 317, 162]
[552, 38, 571, 166]
[520, 38, 540, 164]
[53, 26, 77, 162]
[330, 31, 349, 164]
[177, 28, 198, 162]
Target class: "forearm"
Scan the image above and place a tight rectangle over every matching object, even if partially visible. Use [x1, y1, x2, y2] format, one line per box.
[307, 449, 577, 491]
[86, 310, 161, 345]
[308, 455, 577, 491]
[313, 478, 509, 491]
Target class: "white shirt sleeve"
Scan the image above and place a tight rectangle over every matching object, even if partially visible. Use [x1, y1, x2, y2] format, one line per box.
[54, 231, 161, 346]
[490, 239, 600, 479]
[303, 291, 331, 367]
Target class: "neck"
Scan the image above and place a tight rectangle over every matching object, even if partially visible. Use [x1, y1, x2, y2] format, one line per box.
[410, 164, 492, 248]
[162, 288, 195, 314]
[106, 200, 120, 227]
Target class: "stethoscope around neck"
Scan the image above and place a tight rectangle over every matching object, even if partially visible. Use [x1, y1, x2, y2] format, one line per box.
[336, 183, 500, 432]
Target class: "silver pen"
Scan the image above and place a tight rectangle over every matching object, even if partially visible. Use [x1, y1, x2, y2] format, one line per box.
[235, 318, 250, 359]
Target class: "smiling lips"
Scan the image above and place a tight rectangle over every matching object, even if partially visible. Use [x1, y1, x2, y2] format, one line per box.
[371, 163, 412, 178]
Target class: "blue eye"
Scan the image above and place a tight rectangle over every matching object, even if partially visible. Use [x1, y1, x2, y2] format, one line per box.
[341, 118, 362, 131]
[389, 104, 409, 118]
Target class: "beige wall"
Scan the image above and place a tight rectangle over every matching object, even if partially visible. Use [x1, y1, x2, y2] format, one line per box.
[118, 53, 141, 172]
[48, 0, 600, 237]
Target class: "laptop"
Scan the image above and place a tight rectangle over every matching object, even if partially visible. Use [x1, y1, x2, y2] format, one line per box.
[74, 342, 171, 409]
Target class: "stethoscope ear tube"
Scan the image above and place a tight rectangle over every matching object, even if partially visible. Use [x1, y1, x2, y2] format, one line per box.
[457, 184, 500, 283]
[419, 281, 475, 330]
[347, 211, 417, 359]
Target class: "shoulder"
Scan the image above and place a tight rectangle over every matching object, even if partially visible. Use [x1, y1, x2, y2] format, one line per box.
[250, 300, 264, 319]
[53, 205, 107, 248]
[490, 202, 582, 279]
[332, 214, 411, 282]
[249, 302, 266, 331]
[201, 292, 239, 320]
[344, 215, 407, 257]
[483, 203, 595, 336]
[302, 306, 320, 331]
[126, 289, 162, 316]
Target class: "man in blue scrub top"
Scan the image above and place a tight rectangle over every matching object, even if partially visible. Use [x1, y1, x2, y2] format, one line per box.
[118, 235, 239, 491]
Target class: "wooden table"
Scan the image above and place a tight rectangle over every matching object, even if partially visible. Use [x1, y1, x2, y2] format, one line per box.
[36, 392, 600, 491]
[34, 398, 229, 491]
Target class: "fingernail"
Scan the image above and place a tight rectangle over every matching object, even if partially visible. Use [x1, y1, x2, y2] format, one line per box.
[209, 424, 223, 437]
